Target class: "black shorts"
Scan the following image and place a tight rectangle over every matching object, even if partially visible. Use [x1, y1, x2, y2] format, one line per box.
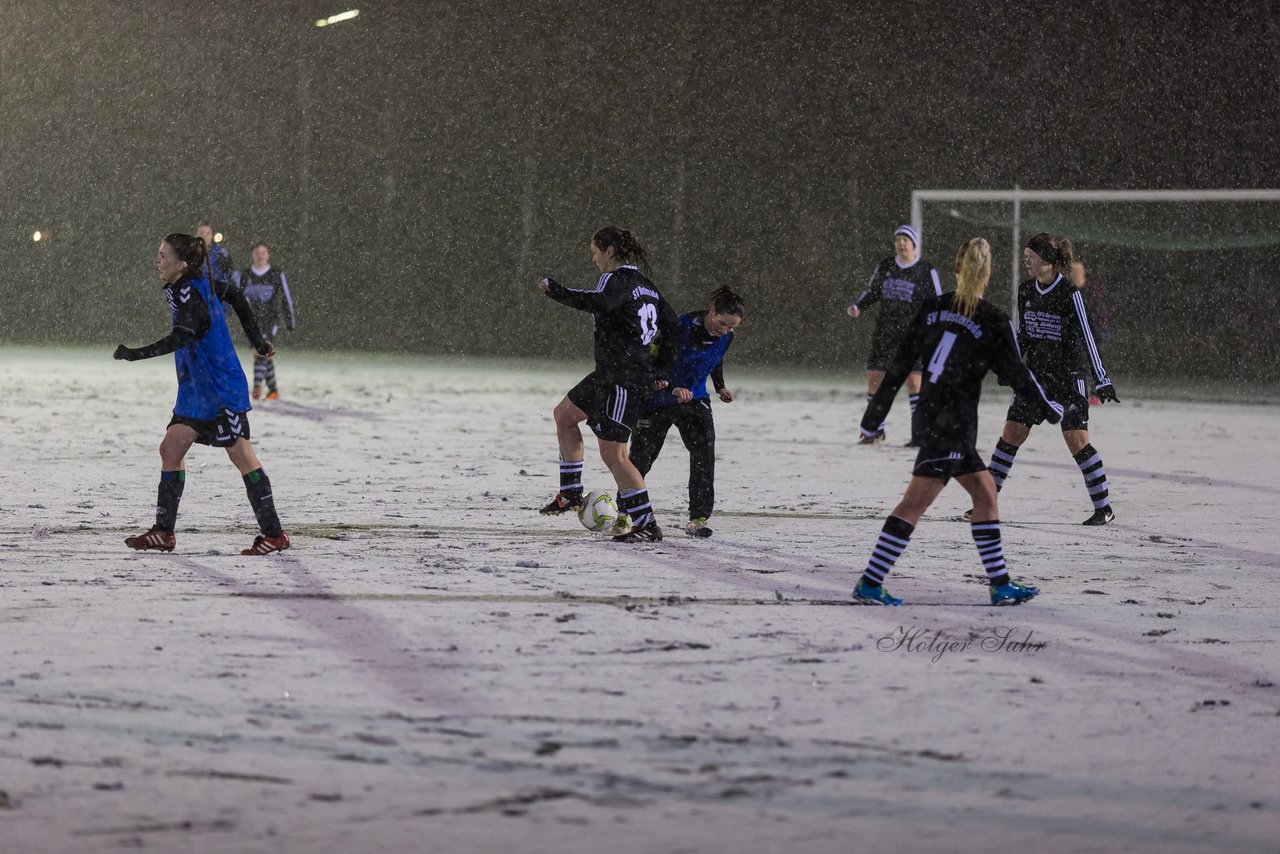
[1007, 377, 1089, 431]
[911, 447, 988, 483]
[567, 373, 644, 443]
[866, 324, 922, 373]
[168, 410, 251, 448]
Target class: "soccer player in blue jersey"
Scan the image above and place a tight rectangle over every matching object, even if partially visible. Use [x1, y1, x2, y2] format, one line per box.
[113, 233, 291, 555]
[628, 286, 744, 538]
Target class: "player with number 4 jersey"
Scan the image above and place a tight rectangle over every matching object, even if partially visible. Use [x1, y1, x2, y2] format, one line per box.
[852, 238, 1061, 607]
[538, 226, 680, 543]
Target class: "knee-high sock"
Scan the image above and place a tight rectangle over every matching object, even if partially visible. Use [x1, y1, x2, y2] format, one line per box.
[988, 439, 1020, 492]
[860, 515, 914, 587]
[558, 458, 584, 497]
[1073, 443, 1111, 510]
[970, 519, 1011, 585]
[243, 468, 283, 537]
[155, 470, 185, 533]
[617, 488, 654, 528]
[264, 358, 278, 392]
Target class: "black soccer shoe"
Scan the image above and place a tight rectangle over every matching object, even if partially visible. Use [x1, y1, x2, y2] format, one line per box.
[684, 517, 713, 538]
[1082, 506, 1115, 526]
[613, 520, 664, 543]
[539, 492, 584, 516]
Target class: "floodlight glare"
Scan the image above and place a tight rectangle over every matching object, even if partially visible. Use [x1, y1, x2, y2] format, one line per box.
[33, 231, 43, 242]
[315, 9, 359, 27]
[214, 232, 224, 243]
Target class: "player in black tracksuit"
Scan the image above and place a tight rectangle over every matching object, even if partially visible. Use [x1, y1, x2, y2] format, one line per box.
[538, 226, 681, 542]
[847, 224, 943, 445]
[628, 286, 745, 538]
[984, 233, 1120, 526]
[853, 238, 1063, 607]
[240, 242, 297, 400]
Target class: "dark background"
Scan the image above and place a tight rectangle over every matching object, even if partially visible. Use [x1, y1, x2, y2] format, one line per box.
[3, 1, 1279, 385]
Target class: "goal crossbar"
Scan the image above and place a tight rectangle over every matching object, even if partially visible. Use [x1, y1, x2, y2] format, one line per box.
[910, 188, 1280, 314]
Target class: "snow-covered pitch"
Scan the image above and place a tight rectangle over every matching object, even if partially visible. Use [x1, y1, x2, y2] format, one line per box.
[2, 347, 1277, 854]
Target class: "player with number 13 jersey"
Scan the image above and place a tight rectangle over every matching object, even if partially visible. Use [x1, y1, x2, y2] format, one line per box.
[538, 226, 680, 542]
[543, 264, 678, 393]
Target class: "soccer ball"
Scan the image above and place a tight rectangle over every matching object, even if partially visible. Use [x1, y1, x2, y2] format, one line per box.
[577, 490, 618, 532]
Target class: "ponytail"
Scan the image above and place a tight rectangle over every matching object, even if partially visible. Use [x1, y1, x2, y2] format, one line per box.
[708, 285, 745, 317]
[592, 225, 650, 273]
[1027, 232, 1075, 274]
[162, 232, 209, 276]
[953, 238, 992, 318]
[1053, 238, 1075, 273]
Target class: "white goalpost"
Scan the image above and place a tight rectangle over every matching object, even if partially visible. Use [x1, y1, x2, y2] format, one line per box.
[910, 188, 1280, 316]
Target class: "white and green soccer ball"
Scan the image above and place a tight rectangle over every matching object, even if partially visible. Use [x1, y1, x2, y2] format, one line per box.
[577, 490, 618, 532]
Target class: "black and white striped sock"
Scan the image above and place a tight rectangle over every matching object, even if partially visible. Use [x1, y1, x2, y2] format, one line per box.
[867, 394, 885, 431]
[558, 458, 584, 498]
[970, 519, 1010, 585]
[1073, 444, 1110, 510]
[908, 393, 919, 417]
[617, 488, 654, 528]
[860, 515, 914, 588]
[988, 439, 1019, 492]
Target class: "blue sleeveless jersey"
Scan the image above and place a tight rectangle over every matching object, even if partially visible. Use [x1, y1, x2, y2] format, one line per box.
[173, 274, 251, 419]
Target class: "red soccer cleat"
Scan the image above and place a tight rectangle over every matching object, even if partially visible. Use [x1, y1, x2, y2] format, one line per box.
[242, 531, 291, 555]
[125, 528, 176, 552]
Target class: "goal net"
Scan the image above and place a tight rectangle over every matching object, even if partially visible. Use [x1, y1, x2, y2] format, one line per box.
[910, 190, 1280, 389]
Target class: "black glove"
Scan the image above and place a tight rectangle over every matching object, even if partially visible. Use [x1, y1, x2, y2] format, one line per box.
[113, 345, 133, 361]
[1095, 382, 1119, 404]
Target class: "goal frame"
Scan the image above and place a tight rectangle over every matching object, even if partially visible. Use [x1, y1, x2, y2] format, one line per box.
[909, 188, 1280, 322]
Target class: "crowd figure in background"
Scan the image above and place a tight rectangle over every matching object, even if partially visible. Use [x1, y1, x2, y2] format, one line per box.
[847, 224, 943, 447]
[240, 241, 298, 400]
[196, 222, 236, 291]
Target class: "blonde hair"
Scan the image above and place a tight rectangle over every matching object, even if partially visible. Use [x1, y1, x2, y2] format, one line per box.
[953, 238, 992, 318]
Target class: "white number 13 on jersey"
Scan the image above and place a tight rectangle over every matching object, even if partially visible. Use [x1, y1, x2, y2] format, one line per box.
[925, 331, 957, 383]
[638, 303, 659, 345]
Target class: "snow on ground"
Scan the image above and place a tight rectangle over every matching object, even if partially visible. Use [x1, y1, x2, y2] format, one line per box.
[1, 346, 1278, 854]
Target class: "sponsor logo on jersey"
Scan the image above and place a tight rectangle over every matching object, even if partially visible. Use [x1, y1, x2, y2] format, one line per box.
[1022, 310, 1064, 341]
[882, 277, 916, 302]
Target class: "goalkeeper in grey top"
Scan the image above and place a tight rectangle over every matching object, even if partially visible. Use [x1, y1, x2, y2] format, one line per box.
[848, 224, 943, 446]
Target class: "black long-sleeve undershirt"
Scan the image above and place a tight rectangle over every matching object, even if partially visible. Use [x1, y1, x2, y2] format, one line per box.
[116, 276, 269, 362]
